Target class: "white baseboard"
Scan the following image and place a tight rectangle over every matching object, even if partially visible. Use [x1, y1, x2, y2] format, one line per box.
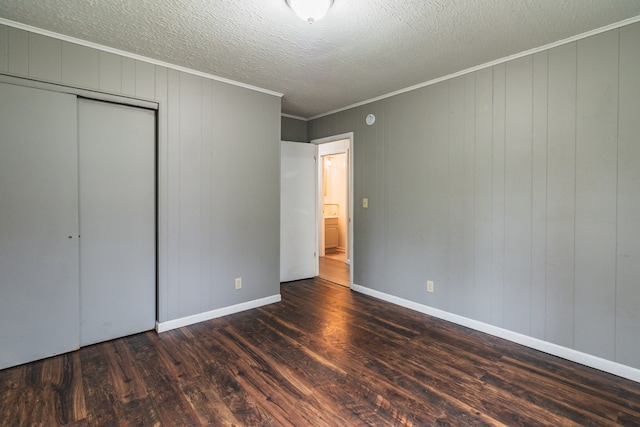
[351, 284, 640, 383]
[156, 294, 281, 333]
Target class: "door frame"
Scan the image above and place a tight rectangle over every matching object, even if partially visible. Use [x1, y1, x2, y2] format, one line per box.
[0, 74, 157, 110]
[311, 132, 354, 288]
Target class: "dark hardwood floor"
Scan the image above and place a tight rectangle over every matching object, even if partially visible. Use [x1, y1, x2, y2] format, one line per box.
[1, 278, 640, 426]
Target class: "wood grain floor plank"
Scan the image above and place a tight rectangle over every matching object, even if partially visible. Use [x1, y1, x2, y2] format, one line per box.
[103, 339, 149, 404]
[215, 328, 346, 426]
[119, 396, 163, 427]
[51, 352, 87, 425]
[124, 332, 202, 426]
[78, 342, 127, 425]
[483, 361, 624, 425]
[179, 376, 244, 426]
[500, 352, 640, 413]
[171, 327, 280, 426]
[318, 255, 349, 287]
[0, 361, 28, 427]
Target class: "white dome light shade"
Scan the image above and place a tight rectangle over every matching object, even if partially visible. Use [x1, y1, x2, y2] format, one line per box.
[286, 0, 334, 23]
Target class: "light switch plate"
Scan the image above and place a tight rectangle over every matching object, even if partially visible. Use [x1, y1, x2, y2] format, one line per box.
[362, 198, 368, 208]
[427, 280, 434, 293]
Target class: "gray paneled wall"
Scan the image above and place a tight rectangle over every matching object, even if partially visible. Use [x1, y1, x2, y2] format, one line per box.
[0, 24, 281, 324]
[281, 115, 308, 142]
[309, 22, 640, 370]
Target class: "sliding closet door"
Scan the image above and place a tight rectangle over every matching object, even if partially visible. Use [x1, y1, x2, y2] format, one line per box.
[0, 83, 80, 370]
[78, 99, 156, 346]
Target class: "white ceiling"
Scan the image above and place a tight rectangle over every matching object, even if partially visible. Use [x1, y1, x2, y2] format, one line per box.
[1, 0, 640, 118]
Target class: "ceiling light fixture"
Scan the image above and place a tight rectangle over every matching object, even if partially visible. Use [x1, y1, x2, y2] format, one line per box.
[286, 0, 334, 24]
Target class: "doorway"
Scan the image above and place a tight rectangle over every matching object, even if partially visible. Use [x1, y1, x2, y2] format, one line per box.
[314, 135, 353, 287]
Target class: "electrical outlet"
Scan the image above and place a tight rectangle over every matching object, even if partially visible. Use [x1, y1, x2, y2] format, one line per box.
[362, 198, 369, 208]
[427, 280, 434, 293]
[235, 277, 242, 289]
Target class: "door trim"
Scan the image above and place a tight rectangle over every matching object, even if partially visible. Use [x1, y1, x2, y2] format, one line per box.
[0, 73, 158, 110]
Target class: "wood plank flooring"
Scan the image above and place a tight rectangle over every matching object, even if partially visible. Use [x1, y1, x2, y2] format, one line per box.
[1, 278, 640, 426]
[319, 255, 350, 287]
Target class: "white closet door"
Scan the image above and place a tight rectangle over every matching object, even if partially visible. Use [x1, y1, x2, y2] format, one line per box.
[280, 141, 317, 282]
[0, 83, 80, 370]
[78, 99, 156, 346]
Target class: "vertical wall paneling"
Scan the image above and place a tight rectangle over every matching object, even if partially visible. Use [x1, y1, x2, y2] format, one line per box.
[155, 65, 169, 323]
[381, 99, 400, 295]
[414, 89, 431, 299]
[574, 31, 618, 360]
[461, 74, 476, 317]
[178, 72, 203, 316]
[135, 60, 155, 99]
[374, 103, 386, 294]
[225, 86, 280, 306]
[423, 83, 449, 308]
[447, 77, 465, 314]
[503, 56, 533, 334]
[227, 86, 256, 305]
[379, 102, 392, 295]
[99, 51, 122, 93]
[121, 57, 136, 96]
[280, 116, 308, 142]
[385, 90, 425, 299]
[474, 68, 493, 323]
[530, 51, 548, 339]
[415, 90, 433, 299]
[27, 33, 61, 82]
[7, 27, 27, 76]
[209, 81, 231, 308]
[616, 22, 640, 367]
[381, 101, 393, 295]
[165, 68, 181, 322]
[61, 42, 99, 89]
[385, 94, 418, 296]
[355, 105, 372, 287]
[259, 91, 281, 299]
[200, 78, 213, 308]
[308, 116, 321, 139]
[0, 25, 8, 72]
[357, 103, 383, 292]
[545, 42, 577, 347]
[490, 64, 506, 327]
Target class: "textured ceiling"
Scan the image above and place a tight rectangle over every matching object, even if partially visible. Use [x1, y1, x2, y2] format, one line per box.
[1, 0, 640, 118]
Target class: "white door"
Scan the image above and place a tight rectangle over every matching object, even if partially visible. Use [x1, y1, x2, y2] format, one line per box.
[78, 99, 156, 346]
[280, 141, 317, 282]
[0, 83, 80, 370]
